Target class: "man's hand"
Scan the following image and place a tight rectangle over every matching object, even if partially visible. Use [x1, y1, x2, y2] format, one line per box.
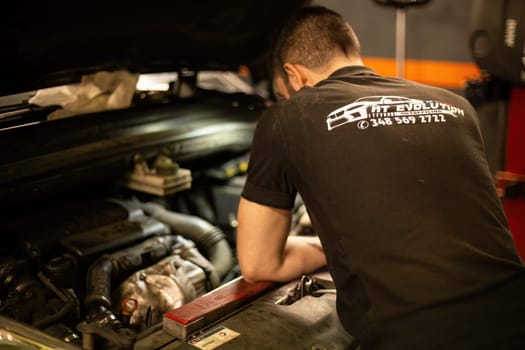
[236, 198, 326, 283]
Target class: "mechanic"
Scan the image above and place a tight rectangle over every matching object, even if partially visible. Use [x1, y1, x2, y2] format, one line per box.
[236, 5, 525, 350]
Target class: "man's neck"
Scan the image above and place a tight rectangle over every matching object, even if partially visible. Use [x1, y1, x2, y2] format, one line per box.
[306, 56, 363, 86]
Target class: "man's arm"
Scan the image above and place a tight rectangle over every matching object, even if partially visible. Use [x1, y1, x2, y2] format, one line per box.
[236, 197, 326, 283]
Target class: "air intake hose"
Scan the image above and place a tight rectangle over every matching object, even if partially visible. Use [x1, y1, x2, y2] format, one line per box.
[138, 201, 233, 279]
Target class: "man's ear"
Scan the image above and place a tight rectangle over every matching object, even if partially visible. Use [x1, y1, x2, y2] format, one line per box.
[283, 63, 307, 91]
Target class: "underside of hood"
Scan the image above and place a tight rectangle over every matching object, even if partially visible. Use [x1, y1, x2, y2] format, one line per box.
[0, 0, 309, 95]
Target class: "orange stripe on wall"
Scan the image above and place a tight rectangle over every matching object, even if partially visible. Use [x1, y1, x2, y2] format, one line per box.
[363, 57, 481, 89]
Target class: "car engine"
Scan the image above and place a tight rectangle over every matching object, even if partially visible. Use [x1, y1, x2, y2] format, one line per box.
[0, 72, 354, 350]
[0, 169, 248, 349]
[0, 75, 261, 347]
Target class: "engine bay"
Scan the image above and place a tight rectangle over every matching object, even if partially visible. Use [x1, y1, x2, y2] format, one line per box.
[0, 82, 354, 349]
[0, 163, 247, 349]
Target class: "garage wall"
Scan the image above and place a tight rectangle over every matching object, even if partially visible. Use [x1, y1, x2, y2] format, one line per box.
[316, 0, 479, 89]
[317, 0, 475, 61]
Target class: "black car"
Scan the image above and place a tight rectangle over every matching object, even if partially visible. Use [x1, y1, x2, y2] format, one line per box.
[0, 1, 355, 349]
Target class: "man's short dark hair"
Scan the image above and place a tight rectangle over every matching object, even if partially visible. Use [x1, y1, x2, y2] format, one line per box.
[274, 6, 361, 71]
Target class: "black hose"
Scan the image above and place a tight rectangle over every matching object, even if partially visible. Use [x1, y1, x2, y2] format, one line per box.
[84, 258, 113, 310]
[138, 201, 234, 279]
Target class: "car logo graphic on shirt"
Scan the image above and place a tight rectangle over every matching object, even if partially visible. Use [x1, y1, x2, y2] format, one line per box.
[326, 96, 465, 131]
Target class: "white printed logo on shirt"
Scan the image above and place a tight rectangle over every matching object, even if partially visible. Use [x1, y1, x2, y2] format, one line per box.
[326, 96, 465, 131]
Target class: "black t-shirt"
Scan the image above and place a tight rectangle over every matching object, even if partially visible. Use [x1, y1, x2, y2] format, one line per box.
[242, 66, 525, 349]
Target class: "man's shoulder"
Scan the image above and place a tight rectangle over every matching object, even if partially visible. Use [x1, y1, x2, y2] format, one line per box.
[255, 99, 301, 134]
[402, 78, 469, 99]
[263, 96, 305, 118]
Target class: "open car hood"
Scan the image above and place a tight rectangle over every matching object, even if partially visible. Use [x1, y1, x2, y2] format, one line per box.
[0, 0, 307, 95]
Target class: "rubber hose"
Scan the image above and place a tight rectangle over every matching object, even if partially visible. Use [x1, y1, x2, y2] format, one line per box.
[139, 202, 233, 279]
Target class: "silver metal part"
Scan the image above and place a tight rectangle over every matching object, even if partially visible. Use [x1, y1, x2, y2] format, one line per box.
[275, 275, 336, 306]
[116, 252, 208, 329]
